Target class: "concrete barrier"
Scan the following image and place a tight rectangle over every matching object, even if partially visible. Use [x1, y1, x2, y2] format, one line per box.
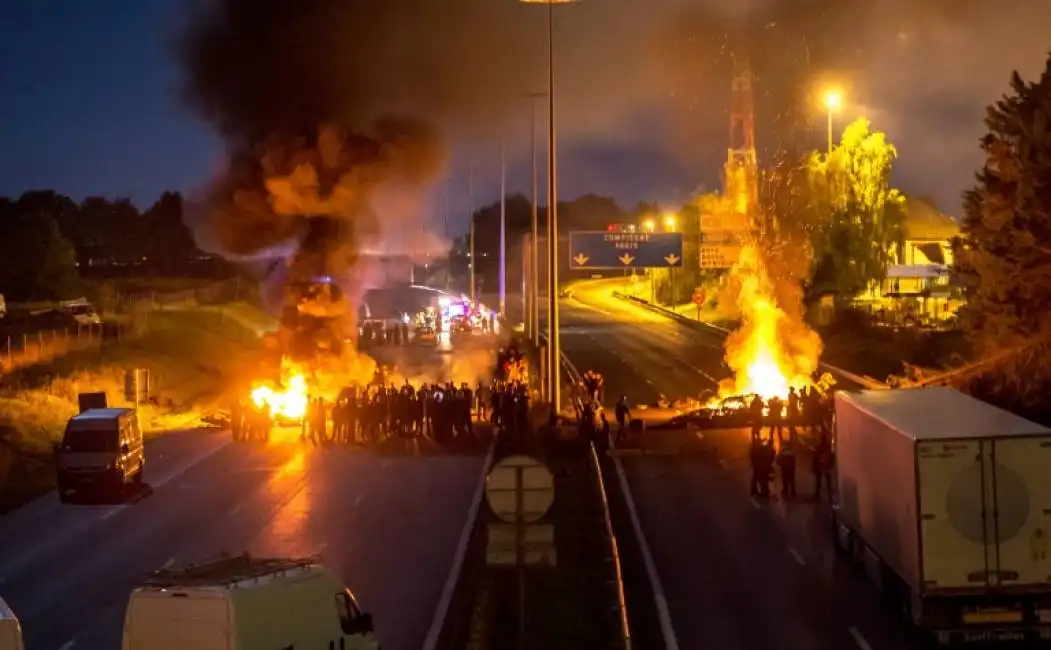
[609, 291, 886, 390]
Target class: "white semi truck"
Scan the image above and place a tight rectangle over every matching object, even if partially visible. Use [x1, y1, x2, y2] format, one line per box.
[833, 387, 1051, 644]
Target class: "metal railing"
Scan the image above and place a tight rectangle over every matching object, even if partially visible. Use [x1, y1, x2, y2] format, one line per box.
[610, 290, 886, 390]
[558, 345, 633, 650]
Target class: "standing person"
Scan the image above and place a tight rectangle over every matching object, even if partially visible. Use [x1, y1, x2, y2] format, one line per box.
[231, 397, 244, 442]
[778, 439, 797, 499]
[812, 434, 834, 501]
[615, 396, 631, 444]
[749, 395, 765, 441]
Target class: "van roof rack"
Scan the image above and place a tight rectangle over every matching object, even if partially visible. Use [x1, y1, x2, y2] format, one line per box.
[141, 552, 322, 588]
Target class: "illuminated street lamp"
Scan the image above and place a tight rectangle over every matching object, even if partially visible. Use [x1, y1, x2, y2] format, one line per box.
[663, 214, 677, 232]
[642, 218, 656, 232]
[520, 0, 578, 411]
[823, 88, 843, 154]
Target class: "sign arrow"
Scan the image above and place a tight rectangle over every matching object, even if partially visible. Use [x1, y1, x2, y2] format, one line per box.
[572, 253, 589, 266]
[665, 254, 681, 265]
[618, 254, 635, 265]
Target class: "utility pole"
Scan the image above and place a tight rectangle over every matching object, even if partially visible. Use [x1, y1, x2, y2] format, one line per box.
[469, 160, 476, 304]
[530, 97, 540, 346]
[499, 140, 507, 315]
[546, 0, 562, 410]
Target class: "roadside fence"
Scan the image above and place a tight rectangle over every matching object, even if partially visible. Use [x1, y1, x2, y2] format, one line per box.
[0, 278, 253, 377]
[0, 324, 103, 374]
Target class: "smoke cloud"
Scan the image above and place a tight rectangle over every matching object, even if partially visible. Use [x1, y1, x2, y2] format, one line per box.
[176, 0, 554, 362]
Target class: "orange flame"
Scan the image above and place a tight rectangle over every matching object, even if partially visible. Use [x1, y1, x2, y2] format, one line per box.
[718, 245, 816, 401]
[251, 363, 310, 420]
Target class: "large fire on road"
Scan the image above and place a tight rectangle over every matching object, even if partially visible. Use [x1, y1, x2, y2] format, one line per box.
[715, 245, 822, 403]
[251, 367, 309, 421]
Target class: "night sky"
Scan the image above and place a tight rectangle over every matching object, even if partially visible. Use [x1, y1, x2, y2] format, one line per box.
[1, 0, 1048, 232]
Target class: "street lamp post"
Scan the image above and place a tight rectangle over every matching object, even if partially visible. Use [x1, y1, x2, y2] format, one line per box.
[530, 97, 540, 346]
[468, 159, 478, 304]
[499, 140, 507, 316]
[521, 0, 575, 410]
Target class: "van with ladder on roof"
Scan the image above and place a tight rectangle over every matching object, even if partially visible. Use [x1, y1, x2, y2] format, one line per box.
[122, 553, 380, 650]
[833, 387, 1051, 644]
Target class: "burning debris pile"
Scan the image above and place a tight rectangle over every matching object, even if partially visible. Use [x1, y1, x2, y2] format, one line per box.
[718, 245, 823, 401]
[684, 243, 828, 422]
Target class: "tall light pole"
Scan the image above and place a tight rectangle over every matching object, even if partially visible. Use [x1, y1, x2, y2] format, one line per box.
[499, 140, 507, 315]
[530, 94, 540, 346]
[468, 159, 478, 303]
[517, 92, 545, 346]
[443, 187, 451, 290]
[824, 88, 842, 154]
[522, 0, 575, 409]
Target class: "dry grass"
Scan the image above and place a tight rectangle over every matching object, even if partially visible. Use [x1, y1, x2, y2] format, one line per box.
[0, 305, 271, 510]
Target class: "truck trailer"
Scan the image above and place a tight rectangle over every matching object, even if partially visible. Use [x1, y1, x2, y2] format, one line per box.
[833, 387, 1051, 644]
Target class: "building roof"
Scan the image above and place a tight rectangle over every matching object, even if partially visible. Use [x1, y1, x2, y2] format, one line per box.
[840, 388, 1050, 441]
[904, 199, 961, 241]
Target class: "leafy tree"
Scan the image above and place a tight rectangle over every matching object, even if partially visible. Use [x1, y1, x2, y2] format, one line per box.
[957, 54, 1051, 399]
[0, 208, 79, 300]
[810, 118, 907, 298]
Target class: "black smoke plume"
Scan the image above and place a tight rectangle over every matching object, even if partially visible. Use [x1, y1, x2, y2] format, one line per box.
[177, 0, 542, 355]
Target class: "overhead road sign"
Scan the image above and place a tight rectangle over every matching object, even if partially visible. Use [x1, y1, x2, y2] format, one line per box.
[569, 231, 684, 269]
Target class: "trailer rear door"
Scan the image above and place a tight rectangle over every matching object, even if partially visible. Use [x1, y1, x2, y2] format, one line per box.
[918, 439, 993, 590]
[987, 436, 1051, 587]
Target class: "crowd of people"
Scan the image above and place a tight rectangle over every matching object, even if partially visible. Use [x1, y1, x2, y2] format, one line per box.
[230, 342, 535, 446]
[743, 388, 836, 501]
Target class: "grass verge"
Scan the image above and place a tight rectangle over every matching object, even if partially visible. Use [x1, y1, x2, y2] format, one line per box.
[0, 304, 271, 512]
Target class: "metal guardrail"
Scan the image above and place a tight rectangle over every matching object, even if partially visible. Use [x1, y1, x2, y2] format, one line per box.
[610, 291, 887, 390]
[556, 346, 633, 650]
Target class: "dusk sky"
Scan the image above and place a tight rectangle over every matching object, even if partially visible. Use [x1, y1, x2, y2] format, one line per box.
[1, 0, 1048, 235]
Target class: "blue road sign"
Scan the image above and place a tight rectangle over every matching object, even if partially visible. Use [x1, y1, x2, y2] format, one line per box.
[568, 231, 684, 269]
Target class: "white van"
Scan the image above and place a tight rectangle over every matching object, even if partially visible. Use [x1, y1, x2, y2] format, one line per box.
[123, 555, 380, 650]
[0, 597, 25, 650]
[56, 408, 145, 500]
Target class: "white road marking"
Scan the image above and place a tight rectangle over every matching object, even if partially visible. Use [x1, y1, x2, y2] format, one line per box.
[99, 506, 124, 521]
[422, 436, 496, 650]
[227, 503, 243, 516]
[717, 458, 726, 469]
[353, 494, 364, 508]
[788, 548, 806, 565]
[58, 641, 76, 650]
[381, 459, 391, 469]
[161, 557, 175, 569]
[694, 431, 704, 441]
[612, 455, 680, 649]
[749, 497, 762, 510]
[848, 626, 872, 650]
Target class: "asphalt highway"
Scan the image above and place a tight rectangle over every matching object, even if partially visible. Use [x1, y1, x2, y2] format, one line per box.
[0, 392, 487, 650]
[558, 279, 929, 650]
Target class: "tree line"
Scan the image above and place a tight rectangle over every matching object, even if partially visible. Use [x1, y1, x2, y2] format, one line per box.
[0, 190, 205, 301]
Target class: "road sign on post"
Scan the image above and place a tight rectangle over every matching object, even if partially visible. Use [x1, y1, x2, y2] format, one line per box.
[699, 243, 742, 269]
[692, 290, 706, 305]
[124, 368, 150, 404]
[569, 231, 684, 269]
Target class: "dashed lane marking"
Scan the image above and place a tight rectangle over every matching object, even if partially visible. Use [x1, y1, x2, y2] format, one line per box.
[58, 642, 75, 650]
[161, 557, 175, 569]
[694, 431, 704, 441]
[788, 548, 806, 565]
[848, 626, 873, 650]
[749, 497, 762, 510]
[354, 494, 364, 508]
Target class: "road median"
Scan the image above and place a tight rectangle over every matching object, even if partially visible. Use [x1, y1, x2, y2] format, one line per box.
[608, 291, 886, 390]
